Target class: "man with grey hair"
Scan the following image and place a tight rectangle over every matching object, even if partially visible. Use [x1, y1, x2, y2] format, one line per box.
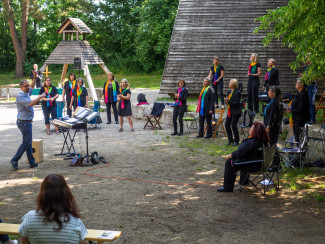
[10, 73, 46, 170]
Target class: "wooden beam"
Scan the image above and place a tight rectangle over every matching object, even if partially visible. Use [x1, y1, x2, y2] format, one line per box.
[60, 64, 69, 87]
[84, 64, 98, 101]
[99, 64, 110, 75]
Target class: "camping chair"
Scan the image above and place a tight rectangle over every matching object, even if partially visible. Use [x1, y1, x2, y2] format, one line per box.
[233, 144, 278, 195]
[144, 102, 165, 130]
[88, 100, 102, 129]
[204, 109, 226, 138]
[183, 105, 198, 132]
[278, 124, 309, 171]
[315, 91, 325, 122]
[308, 122, 325, 157]
[237, 110, 255, 139]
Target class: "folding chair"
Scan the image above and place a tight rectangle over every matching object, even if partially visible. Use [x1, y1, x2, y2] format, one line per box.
[315, 91, 325, 122]
[237, 110, 255, 139]
[278, 124, 309, 171]
[88, 100, 102, 129]
[308, 122, 325, 157]
[183, 105, 198, 132]
[234, 144, 278, 195]
[143, 102, 165, 130]
[204, 109, 226, 138]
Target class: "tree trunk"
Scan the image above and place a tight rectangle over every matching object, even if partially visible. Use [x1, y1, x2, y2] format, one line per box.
[21, 0, 29, 60]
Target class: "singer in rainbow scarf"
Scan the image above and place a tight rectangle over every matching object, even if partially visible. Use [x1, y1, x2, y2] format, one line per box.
[62, 73, 77, 117]
[117, 79, 134, 132]
[102, 73, 119, 124]
[262, 58, 279, 92]
[247, 53, 261, 113]
[208, 57, 225, 108]
[39, 77, 59, 135]
[224, 79, 242, 146]
[196, 78, 215, 139]
[70, 78, 88, 111]
[171, 80, 188, 136]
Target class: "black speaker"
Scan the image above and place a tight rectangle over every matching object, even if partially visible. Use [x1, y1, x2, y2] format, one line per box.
[74, 57, 83, 70]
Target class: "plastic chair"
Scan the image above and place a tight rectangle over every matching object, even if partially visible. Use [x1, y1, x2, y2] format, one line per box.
[183, 105, 198, 132]
[88, 100, 102, 129]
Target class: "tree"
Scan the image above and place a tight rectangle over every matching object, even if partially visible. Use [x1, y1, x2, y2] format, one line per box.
[254, 0, 325, 83]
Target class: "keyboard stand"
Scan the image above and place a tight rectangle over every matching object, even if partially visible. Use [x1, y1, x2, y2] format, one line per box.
[55, 128, 79, 160]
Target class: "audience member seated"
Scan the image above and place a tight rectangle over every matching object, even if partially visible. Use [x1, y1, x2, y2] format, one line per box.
[18, 174, 87, 243]
[218, 121, 270, 192]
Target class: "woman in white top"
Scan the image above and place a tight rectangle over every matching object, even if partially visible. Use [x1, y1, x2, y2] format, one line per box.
[18, 174, 87, 244]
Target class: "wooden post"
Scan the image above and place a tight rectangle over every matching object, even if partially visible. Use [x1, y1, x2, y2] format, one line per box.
[60, 64, 69, 87]
[84, 64, 98, 101]
[99, 64, 110, 75]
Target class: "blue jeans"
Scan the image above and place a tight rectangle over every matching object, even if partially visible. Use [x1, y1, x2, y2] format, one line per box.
[307, 83, 317, 122]
[12, 120, 35, 165]
[42, 105, 57, 124]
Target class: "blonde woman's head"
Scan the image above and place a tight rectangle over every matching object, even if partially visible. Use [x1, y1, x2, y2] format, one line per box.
[229, 79, 238, 89]
[121, 79, 129, 89]
[250, 53, 258, 63]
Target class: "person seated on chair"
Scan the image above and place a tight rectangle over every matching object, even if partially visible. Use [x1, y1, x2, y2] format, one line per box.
[102, 72, 119, 125]
[171, 80, 188, 136]
[218, 121, 270, 192]
[224, 79, 242, 146]
[62, 73, 77, 117]
[18, 174, 87, 243]
[264, 86, 283, 146]
[196, 77, 215, 139]
[117, 79, 134, 132]
[70, 78, 88, 111]
[39, 77, 60, 135]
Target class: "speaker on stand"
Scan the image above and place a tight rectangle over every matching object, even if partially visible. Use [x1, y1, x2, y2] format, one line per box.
[74, 57, 84, 79]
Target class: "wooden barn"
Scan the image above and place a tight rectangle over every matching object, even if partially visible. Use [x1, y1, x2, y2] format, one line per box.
[161, 0, 299, 96]
[40, 17, 111, 100]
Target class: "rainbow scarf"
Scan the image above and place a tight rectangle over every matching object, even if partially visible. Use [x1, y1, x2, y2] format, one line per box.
[213, 65, 220, 85]
[69, 80, 76, 97]
[44, 86, 53, 107]
[264, 99, 274, 118]
[77, 86, 83, 107]
[288, 100, 294, 127]
[227, 90, 234, 117]
[248, 62, 257, 75]
[105, 81, 117, 103]
[174, 87, 185, 106]
[119, 88, 128, 109]
[196, 86, 210, 116]
[264, 66, 274, 81]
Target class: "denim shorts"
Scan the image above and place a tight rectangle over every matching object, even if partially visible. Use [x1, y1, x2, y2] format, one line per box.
[42, 105, 57, 124]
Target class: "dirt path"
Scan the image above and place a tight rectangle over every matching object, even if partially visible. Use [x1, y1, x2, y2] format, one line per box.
[1, 104, 325, 243]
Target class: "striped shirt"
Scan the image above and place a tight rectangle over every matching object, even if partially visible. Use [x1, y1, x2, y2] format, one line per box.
[18, 210, 87, 244]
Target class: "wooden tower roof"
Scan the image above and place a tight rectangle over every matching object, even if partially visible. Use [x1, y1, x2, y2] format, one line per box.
[57, 17, 92, 34]
[161, 0, 298, 95]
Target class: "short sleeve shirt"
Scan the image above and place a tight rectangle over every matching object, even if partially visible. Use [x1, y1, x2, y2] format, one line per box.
[210, 65, 225, 83]
[117, 88, 131, 105]
[72, 87, 88, 107]
[18, 210, 88, 244]
[248, 63, 261, 80]
[63, 80, 77, 101]
[16, 88, 33, 120]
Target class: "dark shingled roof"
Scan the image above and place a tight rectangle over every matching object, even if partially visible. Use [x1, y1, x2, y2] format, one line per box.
[57, 17, 93, 34]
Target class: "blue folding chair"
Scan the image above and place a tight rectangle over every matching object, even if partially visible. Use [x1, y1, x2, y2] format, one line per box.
[88, 100, 102, 129]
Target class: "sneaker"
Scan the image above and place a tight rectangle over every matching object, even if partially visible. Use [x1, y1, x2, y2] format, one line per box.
[171, 132, 178, 136]
[30, 162, 38, 168]
[115, 121, 119, 124]
[106, 121, 111, 124]
[203, 136, 212, 140]
[177, 132, 183, 136]
[11, 160, 18, 170]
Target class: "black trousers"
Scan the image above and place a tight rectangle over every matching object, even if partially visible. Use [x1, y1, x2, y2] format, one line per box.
[106, 102, 118, 122]
[198, 114, 212, 138]
[223, 158, 262, 192]
[247, 78, 259, 113]
[212, 80, 224, 106]
[269, 127, 280, 146]
[173, 105, 186, 133]
[66, 99, 72, 117]
[225, 113, 241, 143]
[293, 120, 306, 143]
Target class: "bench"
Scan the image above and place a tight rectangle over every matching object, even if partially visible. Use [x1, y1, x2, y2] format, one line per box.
[0, 223, 121, 243]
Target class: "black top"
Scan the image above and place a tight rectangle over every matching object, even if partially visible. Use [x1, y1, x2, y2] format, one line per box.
[200, 86, 215, 116]
[117, 88, 131, 105]
[232, 137, 263, 162]
[226, 89, 242, 115]
[264, 68, 279, 87]
[39, 85, 58, 108]
[174, 87, 188, 107]
[72, 87, 88, 107]
[248, 63, 261, 81]
[264, 98, 283, 129]
[63, 80, 77, 101]
[291, 89, 310, 122]
[210, 65, 225, 83]
[102, 80, 119, 103]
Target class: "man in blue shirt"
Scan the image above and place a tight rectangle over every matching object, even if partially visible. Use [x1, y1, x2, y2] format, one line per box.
[11, 74, 46, 170]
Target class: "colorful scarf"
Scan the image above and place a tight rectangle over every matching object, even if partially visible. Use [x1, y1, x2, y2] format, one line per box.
[44, 86, 53, 107]
[105, 81, 117, 103]
[196, 86, 210, 116]
[227, 90, 234, 117]
[69, 80, 76, 98]
[264, 66, 274, 81]
[248, 62, 257, 75]
[174, 87, 185, 106]
[119, 88, 128, 109]
[264, 99, 274, 118]
[213, 65, 220, 85]
[288, 100, 294, 127]
[77, 86, 83, 107]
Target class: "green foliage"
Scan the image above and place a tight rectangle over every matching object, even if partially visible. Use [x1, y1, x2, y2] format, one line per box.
[254, 0, 325, 83]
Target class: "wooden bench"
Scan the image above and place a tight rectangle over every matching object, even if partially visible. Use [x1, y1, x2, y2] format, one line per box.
[0, 223, 121, 243]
